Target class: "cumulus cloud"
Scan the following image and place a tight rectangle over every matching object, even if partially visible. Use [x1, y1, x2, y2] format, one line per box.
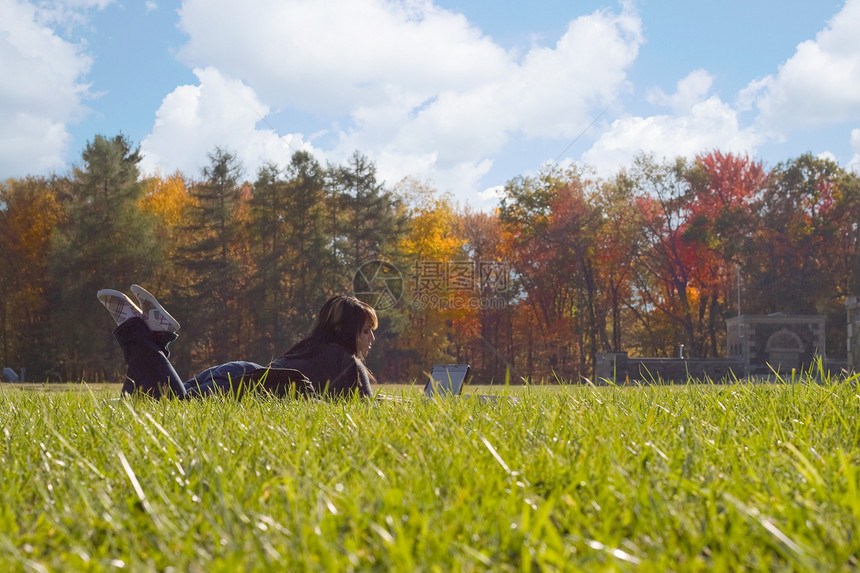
[479, 185, 504, 202]
[176, 0, 511, 115]
[139, 66, 314, 179]
[647, 69, 713, 112]
[139, 0, 643, 199]
[753, 0, 860, 132]
[580, 0, 860, 177]
[0, 0, 95, 177]
[582, 70, 763, 175]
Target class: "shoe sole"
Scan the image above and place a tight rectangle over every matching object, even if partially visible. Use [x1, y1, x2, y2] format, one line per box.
[130, 284, 181, 332]
[97, 289, 143, 324]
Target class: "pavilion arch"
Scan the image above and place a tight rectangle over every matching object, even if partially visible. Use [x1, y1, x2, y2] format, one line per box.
[765, 329, 804, 372]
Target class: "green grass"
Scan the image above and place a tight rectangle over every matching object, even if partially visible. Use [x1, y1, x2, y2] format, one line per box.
[0, 379, 858, 571]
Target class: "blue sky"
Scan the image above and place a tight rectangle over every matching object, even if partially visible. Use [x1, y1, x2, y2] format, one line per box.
[2, 0, 858, 207]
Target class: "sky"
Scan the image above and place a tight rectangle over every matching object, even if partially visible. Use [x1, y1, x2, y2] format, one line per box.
[2, 0, 859, 208]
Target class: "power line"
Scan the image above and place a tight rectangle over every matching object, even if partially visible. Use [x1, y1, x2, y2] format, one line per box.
[254, 109, 302, 155]
[551, 108, 607, 165]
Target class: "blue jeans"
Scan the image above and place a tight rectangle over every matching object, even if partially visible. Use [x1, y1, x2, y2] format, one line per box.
[114, 317, 263, 399]
[183, 360, 264, 397]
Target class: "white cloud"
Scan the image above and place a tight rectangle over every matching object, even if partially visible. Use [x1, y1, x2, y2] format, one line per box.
[29, 0, 113, 30]
[479, 185, 504, 203]
[647, 69, 713, 112]
[334, 1, 641, 195]
[582, 70, 763, 175]
[0, 0, 94, 177]
[511, 5, 642, 139]
[818, 150, 838, 163]
[141, 0, 643, 200]
[176, 0, 511, 115]
[139, 66, 315, 179]
[574, 1, 860, 179]
[754, 0, 860, 132]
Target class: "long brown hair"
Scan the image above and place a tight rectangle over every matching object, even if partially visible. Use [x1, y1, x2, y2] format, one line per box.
[282, 295, 378, 359]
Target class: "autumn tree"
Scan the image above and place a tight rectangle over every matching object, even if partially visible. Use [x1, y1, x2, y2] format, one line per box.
[627, 154, 701, 357]
[499, 164, 585, 380]
[506, 166, 644, 380]
[593, 172, 644, 354]
[454, 206, 518, 383]
[838, 171, 860, 298]
[682, 151, 768, 355]
[0, 176, 64, 378]
[544, 177, 607, 377]
[138, 170, 197, 296]
[394, 179, 465, 377]
[747, 154, 858, 354]
[748, 154, 843, 312]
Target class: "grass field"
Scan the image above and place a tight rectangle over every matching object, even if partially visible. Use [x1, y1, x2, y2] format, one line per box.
[0, 378, 858, 571]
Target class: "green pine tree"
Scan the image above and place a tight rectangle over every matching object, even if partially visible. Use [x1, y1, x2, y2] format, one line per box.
[174, 147, 244, 366]
[50, 134, 162, 381]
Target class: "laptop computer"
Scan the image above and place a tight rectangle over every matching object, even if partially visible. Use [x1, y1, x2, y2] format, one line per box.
[422, 364, 513, 403]
[423, 364, 471, 398]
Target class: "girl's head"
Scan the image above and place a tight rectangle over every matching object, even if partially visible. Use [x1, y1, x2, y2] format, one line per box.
[314, 295, 377, 357]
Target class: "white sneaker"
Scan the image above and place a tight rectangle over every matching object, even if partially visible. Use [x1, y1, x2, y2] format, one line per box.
[130, 284, 181, 333]
[97, 289, 143, 326]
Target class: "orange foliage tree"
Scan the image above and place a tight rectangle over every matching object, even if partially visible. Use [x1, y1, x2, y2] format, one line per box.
[139, 170, 197, 292]
[393, 178, 466, 380]
[499, 165, 602, 380]
[682, 151, 768, 355]
[0, 176, 64, 376]
[747, 154, 860, 352]
[451, 207, 518, 383]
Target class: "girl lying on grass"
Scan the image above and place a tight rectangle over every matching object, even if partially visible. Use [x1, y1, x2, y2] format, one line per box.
[97, 285, 376, 400]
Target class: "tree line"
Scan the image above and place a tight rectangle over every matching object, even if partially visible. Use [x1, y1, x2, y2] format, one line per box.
[2, 134, 859, 384]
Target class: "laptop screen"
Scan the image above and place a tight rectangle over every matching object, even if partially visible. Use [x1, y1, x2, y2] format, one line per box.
[424, 364, 471, 398]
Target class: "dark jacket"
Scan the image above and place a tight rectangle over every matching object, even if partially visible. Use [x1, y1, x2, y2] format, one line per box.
[269, 342, 372, 398]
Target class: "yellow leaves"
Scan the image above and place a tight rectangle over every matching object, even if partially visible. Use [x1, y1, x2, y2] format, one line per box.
[138, 171, 197, 227]
[395, 178, 463, 260]
[0, 178, 62, 279]
[400, 204, 463, 259]
[686, 285, 701, 306]
[7, 190, 61, 254]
